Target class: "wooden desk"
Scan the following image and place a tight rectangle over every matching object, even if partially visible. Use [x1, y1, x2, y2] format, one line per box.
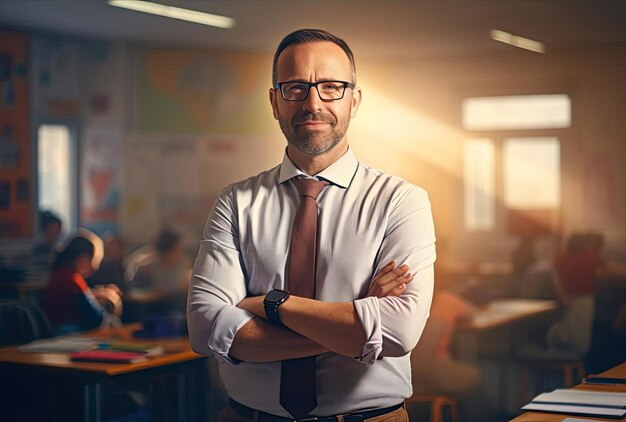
[453, 299, 559, 419]
[0, 325, 207, 422]
[460, 299, 558, 331]
[456, 299, 558, 359]
[510, 362, 626, 422]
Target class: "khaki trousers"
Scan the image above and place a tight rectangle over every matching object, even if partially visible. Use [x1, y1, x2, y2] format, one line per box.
[215, 403, 409, 422]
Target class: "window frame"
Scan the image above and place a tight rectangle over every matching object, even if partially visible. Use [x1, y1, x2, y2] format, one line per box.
[36, 119, 80, 233]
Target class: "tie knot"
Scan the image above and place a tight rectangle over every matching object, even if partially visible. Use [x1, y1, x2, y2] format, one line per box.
[295, 178, 329, 199]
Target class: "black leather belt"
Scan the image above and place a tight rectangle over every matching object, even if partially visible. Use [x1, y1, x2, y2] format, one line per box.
[228, 398, 404, 422]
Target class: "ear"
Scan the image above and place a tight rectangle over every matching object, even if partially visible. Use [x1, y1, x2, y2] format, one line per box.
[350, 86, 362, 119]
[269, 87, 279, 120]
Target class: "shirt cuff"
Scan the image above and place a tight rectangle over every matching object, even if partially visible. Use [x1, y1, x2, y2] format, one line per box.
[208, 305, 255, 365]
[353, 296, 383, 364]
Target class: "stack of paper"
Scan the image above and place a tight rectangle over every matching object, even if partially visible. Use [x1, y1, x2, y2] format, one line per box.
[18, 337, 98, 353]
[522, 389, 626, 419]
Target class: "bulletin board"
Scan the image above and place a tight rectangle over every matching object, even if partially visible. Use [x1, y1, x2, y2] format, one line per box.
[121, 133, 283, 247]
[0, 31, 32, 238]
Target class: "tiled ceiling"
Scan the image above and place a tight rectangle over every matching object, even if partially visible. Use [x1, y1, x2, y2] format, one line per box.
[0, 0, 624, 57]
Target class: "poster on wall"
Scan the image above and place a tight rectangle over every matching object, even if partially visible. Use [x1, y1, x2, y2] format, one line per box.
[0, 31, 32, 238]
[32, 37, 82, 118]
[136, 49, 272, 135]
[121, 133, 282, 247]
[80, 123, 123, 235]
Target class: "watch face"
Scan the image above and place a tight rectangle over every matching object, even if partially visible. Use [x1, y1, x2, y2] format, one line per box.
[265, 289, 288, 303]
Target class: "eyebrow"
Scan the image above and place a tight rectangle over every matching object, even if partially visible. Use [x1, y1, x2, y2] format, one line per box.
[280, 78, 345, 83]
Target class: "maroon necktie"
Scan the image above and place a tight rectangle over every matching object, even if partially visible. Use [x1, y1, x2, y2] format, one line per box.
[280, 178, 328, 419]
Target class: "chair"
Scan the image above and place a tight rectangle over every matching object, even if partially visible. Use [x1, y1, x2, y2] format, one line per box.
[517, 296, 592, 405]
[0, 299, 53, 346]
[408, 318, 461, 422]
[406, 394, 459, 422]
[517, 357, 585, 405]
[585, 277, 626, 374]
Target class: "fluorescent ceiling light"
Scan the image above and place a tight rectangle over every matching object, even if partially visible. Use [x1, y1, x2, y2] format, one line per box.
[108, 0, 235, 29]
[490, 29, 545, 53]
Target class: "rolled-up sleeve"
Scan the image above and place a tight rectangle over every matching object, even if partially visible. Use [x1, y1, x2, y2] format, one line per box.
[187, 187, 254, 364]
[354, 184, 436, 360]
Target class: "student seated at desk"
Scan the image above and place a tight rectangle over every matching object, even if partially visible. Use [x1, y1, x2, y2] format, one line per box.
[87, 233, 128, 293]
[128, 229, 191, 306]
[411, 287, 481, 396]
[542, 232, 626, 356]
[554, 232, 626, 305]
[44, 229, 123, 334]
[32, 209, 63, 269]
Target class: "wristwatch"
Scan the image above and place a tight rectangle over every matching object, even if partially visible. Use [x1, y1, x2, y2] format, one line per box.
[264, 289, 290, 325]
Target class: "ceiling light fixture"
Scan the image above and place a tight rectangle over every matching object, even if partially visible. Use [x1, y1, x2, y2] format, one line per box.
[108, 0, 235, 29]
[490, 29, 545, 53]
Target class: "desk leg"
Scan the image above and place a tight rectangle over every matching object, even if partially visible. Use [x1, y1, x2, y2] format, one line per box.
[83, 382, 103, 422]
[177, 369, 187, 422]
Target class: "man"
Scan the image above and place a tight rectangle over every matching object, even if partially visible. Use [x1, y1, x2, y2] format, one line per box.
[188, 29, 436, 422]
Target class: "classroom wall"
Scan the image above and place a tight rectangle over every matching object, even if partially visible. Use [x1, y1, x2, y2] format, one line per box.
[355, 47, 626, 261]
[121, 43, 626, 260]
[4, 29, 624, 261]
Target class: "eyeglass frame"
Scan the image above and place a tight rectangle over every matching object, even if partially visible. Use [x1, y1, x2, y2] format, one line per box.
[274, 80, 356, 102]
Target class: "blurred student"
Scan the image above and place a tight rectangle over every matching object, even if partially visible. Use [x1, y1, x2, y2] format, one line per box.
[554, 232, 626, 305]
[87, 233, 128, 293]
[131, 229, 191, 294]
[44, 229, 122, 334]
[410, 292, 480, 396]
[410, 258, 480, 396]
[546, 232, 626, 357]
[32, 210, 62, 267]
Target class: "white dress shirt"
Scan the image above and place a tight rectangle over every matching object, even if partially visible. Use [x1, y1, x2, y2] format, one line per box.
[188, 147, 436, 416]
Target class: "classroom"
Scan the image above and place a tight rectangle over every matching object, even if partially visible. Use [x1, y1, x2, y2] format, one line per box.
[0, 1, 625, 421]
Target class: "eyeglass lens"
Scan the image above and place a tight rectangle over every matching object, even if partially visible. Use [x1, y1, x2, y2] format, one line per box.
[280, 81, 348, 101]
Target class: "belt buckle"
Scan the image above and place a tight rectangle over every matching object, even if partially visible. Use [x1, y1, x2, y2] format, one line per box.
[296, 418, 318, 422]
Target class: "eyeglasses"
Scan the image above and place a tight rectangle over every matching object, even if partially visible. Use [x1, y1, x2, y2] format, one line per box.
[274, 80, 355, 101]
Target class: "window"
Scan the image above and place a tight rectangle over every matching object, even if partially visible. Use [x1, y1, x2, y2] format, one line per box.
[38, 124, 77, 231]
[462, 94, 571, 131]
[464, 139, 495, 230]
[503, 137, 560, 209]
[461, 94, 568, 233]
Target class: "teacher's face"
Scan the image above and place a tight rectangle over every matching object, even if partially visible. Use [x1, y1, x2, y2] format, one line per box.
[270, 41, 361, 156]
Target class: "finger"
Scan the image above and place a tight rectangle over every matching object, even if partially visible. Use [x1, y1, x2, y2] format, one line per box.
[389, 280, 411, 297]
[370, 272, 411, 297]
[377, 273, 413, 297]
[384, 274, 413, 297]
[374, 264, 410, 287]
[373, 260, 396, 280]
[368, 265, 410, 297]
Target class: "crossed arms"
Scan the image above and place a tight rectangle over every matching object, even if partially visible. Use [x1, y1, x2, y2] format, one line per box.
[187, 184, 436, 365]
[231, 261, 413, 362]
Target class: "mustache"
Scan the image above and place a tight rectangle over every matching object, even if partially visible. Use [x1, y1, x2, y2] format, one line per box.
[293, 112, 335, 125]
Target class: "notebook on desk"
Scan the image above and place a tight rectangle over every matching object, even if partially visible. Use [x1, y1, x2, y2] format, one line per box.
[70, 350, 148, 364]
[522, 389, 626, 419]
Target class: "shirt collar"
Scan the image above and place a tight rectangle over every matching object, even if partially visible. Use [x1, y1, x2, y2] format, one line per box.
[277, 147, 358, 188]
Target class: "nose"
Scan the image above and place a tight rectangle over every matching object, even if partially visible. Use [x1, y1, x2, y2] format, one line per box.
[301, 85, 323, 113]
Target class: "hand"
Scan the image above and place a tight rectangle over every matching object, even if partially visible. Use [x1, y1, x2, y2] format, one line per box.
[237, 296, 266, 319]
[93, 285, 123, 316]
[367, 260, 413, 298]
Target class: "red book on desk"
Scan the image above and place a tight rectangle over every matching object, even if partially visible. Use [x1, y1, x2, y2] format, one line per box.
[70, 350, 148, 364]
